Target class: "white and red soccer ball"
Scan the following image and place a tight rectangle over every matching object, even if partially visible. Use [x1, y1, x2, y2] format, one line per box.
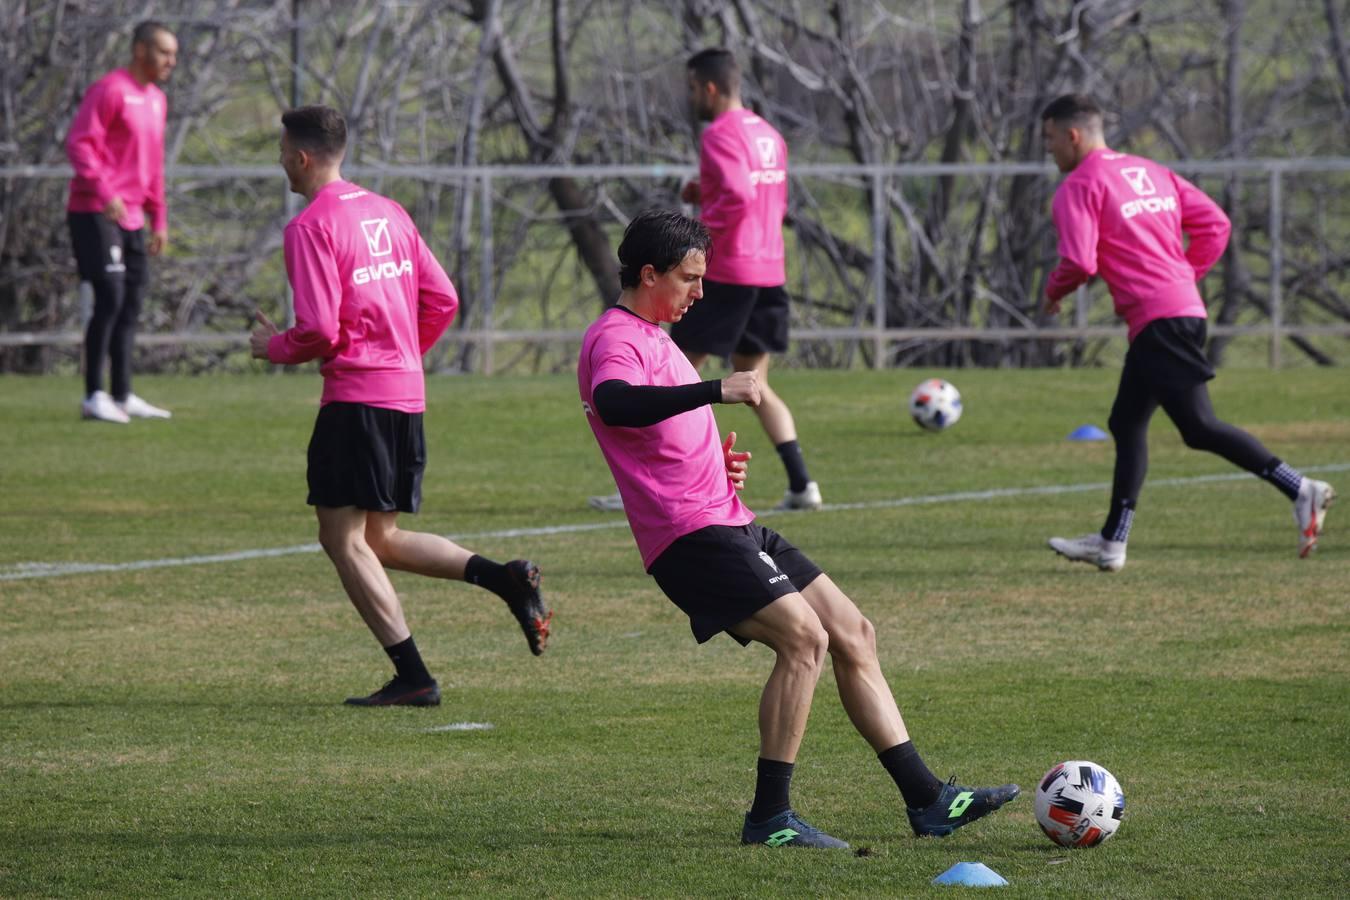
[1034, 760, 1125, 848]
[908, 378, 963, 431]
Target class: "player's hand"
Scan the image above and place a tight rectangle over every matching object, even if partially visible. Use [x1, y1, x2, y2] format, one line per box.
[720, 370, 761, 407]
[148, 230, 168, 256]
[103, 196, 126, 224]
[250, 310, 280, 360]
[681, 179, 701, 205]
[723, 431, 751, 490]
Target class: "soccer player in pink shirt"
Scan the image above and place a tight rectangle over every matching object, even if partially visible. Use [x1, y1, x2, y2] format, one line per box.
[662, 49, 819, 512]
[250, 106, 551, 707]
[67, 21, 177, 424]
[580, 209, 1018, 848]
[1041, 94, 1334, 570]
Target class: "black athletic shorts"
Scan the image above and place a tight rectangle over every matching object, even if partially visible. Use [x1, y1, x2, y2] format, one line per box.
[669, 280, 790, 357]
[647, 523, 823, 645]
[306, 402, 426, 513]
[1121, 316, 1216, 396]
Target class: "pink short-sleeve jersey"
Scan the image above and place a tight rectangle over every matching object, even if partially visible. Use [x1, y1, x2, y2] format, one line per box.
[578, 307, 754, 568]
[267, 180, 459, 412]
[1046, 148, 1231, 341]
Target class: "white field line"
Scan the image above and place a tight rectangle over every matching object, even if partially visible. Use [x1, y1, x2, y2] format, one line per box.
[3, 463, 1346, 583]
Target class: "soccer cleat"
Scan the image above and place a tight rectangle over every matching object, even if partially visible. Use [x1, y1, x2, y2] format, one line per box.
[775, 481, 823, 511]
[741, 809, 850, 849]
[344, 678, 440, 707]
[1294, 478, 1335, 558]
[81, 391, 131, 424]
[502, 560, 552, 655]
[588, 492, 625, 512]
[118, 393, 172, 419]
[907, 777, 1021, 838]
[1048, 533, 1126, 572]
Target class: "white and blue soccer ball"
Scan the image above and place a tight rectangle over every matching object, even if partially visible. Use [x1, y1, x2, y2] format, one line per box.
[908, 378, 963, 431]
[1034, 760, 1125, 848]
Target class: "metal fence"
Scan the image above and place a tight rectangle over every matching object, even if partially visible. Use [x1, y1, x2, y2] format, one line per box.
[3, 158, 1349, 371]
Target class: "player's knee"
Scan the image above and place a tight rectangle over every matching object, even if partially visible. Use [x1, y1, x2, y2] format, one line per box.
[826, 613, 877, 665]
[779, 620, 829, 671]
[318, 525, 361, 561]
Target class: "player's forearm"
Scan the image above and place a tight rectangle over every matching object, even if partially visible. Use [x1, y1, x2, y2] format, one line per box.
[592, 379, 722, 427]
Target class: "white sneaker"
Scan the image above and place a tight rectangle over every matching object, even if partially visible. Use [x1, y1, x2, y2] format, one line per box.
[1048, 533, 1126, 572]
[118, 393, 171, 419]
[775, 481, 823, 511]
[1294, 479, 1335, 558]
[81, 391, 130, 424]
[588, 492, 625, 512]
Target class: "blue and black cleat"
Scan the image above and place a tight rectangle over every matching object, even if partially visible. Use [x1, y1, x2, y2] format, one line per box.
[741, 809, 850, 849]
[907, 777, 1020, 837]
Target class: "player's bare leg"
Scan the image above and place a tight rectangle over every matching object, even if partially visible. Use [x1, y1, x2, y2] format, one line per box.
[317, 506, 440, 706]
[364, 511, 472, 579]
[798, 573, 907, 750]
[317, 506, 410, 646]
[800, 573, 1019, 836]
[730, 593, 847, 848]
[732, 593, 828, 761]
[730, 351, 796, 445]
[364, 511, 551, 655]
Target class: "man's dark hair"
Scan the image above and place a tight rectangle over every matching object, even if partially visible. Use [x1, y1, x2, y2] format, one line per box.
[1041, 94, 1104, 128]
[282, 105, 348, 160]
[686, 47, 740, 95]
[617, 209, 712, 289]
[132, 21, 171, 48]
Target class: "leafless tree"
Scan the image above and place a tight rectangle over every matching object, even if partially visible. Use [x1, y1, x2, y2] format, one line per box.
[2, 0, 1346, 374]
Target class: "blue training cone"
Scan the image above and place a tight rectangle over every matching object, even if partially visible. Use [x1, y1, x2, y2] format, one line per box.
[932, 861, 1009, 887]
[1068, 424, 1109, 441]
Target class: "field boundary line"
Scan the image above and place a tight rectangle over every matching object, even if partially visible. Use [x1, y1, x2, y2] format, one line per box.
[4, 462, 1347, 582]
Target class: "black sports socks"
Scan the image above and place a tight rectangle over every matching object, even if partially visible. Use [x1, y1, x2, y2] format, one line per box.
[775, 440, 811, 493]
[879, 741, 944, 810]
[465, 554, 515, 596]
[748, 757, 795, 822]
[383, 635, 433, 686]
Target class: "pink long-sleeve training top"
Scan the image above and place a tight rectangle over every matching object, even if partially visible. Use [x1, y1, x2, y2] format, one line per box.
[697, 109, 788, 287]
[1046, 148, 1231, 341]
[66, 68, 168, 233]
[267, 180, 459, 413]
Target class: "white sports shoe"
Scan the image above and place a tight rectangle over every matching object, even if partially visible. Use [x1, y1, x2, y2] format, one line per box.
[118, 393, 172, 419]
[1294, 478, 1335, 558]
[81, 391, 130, 424]
[1048, 533, 1127, 572]
[775, 481, 823, 511]
[588, 492, 625, 512]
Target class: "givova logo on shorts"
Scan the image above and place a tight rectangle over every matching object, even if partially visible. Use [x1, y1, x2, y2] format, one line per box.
[759, 551, 789, 584]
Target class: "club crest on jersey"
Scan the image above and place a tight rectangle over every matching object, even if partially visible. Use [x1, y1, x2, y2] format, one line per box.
[1119, 167, 1157, 196]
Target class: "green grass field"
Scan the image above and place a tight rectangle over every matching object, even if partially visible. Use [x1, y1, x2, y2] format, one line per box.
[2, 368, 1347, 897]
